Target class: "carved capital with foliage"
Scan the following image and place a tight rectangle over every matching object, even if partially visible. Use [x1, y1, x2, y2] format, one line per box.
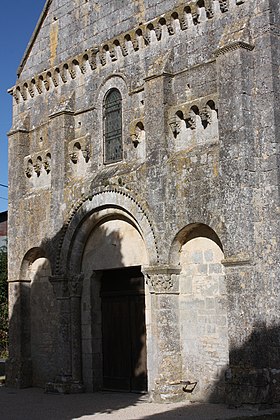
[143, 266, 181, 294]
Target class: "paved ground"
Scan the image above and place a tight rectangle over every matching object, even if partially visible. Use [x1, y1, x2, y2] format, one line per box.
[1, 386, 280, 420]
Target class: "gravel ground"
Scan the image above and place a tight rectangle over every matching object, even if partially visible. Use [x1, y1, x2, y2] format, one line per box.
[1, 386, 280, 420]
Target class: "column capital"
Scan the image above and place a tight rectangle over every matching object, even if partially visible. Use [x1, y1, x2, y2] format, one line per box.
[49, 275, 69, 299]
[69, 273, 84, 298]
[142, 265, 181, 294]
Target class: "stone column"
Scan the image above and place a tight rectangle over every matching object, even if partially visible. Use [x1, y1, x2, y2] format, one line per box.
[143, 266, 182, 402]
[49, 275, 71, 379]
[47, 274, 84, 393]
[6, 281, 32, 388]
[69, 273, 84, 384]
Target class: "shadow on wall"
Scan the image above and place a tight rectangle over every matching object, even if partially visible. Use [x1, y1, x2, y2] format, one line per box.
[6, 209, 280, 412]
[6, 211, 147, 402]
[221, 322, 280, 407]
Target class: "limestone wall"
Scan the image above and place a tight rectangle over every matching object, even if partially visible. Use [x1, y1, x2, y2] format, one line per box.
[7, 0, 280, 405]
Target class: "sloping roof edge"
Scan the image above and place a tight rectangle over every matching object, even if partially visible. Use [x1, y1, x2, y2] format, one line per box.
[17, 0, 53, 78]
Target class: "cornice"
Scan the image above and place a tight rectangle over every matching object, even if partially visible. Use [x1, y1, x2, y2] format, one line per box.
[215, 41, 254, 57]
[10, 0, 247, 104]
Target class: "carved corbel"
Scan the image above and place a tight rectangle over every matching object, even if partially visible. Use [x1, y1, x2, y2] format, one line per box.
[19, 85, 28, 101]
[43, 153, 51, 174]
[25, 159, 33, 178]
[69, 151, 78, 164]
[108, 44, 118, 62]
[186, 109, 197, 130]
[59, 65, 68, 83]
[52, 69, 60, 87]
[200, 106, 212, 127]
[167, 23, 175, 35]
[169, 115, 181, 138]
[130, 121, 145, 147]
[120, 40, 129, 56]
[68, 62, 76, 79]
[69, 273, 84, 298]
[28, 82, 35, 98]
[219, 0, 229, 12]
[131, 35, 139, 51]
[13, 89, 20, 104]
[99, 50, 107, 66]
[205, 0, 214, 18]
[81, 146, 90, 162]
[142, 29, 151, 45]
[33, 157, 43, 177]
[79, 55, 88, 74]
[89, 47, 99, 70]
[42, 75, 50, 91]
[35, 77, 43, 94]
[154, 24, 162, 41]
[181, 17, 188, 30]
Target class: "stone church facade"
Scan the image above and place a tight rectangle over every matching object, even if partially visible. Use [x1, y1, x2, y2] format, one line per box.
[7, 0, 280, 405]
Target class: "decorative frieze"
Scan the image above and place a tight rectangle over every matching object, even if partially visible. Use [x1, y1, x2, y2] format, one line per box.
[168, 96, 218, 139]
[24, 150, 52, 179]
[10, 0, 247, 103]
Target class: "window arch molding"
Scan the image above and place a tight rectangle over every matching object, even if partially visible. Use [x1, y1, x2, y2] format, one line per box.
[94, 75, 129, 167]
[103, 88, 123, 163]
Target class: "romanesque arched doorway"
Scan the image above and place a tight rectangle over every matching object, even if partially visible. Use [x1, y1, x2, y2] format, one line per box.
[81, 216, 149, 392]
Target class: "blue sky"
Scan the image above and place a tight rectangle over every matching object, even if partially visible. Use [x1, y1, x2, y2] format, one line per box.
[0, 1, 46, 211]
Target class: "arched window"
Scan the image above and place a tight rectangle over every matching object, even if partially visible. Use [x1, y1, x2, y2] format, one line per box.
[103, 89, 122, 163]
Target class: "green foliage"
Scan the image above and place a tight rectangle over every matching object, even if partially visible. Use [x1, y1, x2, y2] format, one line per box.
[0, 242, 8, 358]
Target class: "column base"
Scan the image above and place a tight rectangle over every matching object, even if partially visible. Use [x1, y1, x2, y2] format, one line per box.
[151, 382, 186, 403]
[45, 375, 85, 394]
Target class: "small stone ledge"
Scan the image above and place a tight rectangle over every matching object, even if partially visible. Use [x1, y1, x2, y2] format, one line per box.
[215, 41, 255, 57]
[221, 256, 253, 267]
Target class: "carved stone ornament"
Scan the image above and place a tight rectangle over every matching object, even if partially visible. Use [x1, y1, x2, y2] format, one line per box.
[69, 273, 84, 297]
[69, 151, 78, 164]
[146, 274, 173, 291]
[144, 267, 181, 294]
[169, 116, 181, 138]
[82, 146, 90, 162]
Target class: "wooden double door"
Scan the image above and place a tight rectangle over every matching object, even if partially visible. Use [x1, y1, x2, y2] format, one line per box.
[100, 266, 147, 392]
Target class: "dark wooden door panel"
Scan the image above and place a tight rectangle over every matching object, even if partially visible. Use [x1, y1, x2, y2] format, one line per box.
[101, 267, 147, 392]
[130, 295, 147, 392]
[102, 296, 131, 390]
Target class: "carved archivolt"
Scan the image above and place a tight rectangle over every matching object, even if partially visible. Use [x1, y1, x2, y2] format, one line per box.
[11, 0, 247, 103]
[168, 97, 218, 138]
[24, 151, 51, 178]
